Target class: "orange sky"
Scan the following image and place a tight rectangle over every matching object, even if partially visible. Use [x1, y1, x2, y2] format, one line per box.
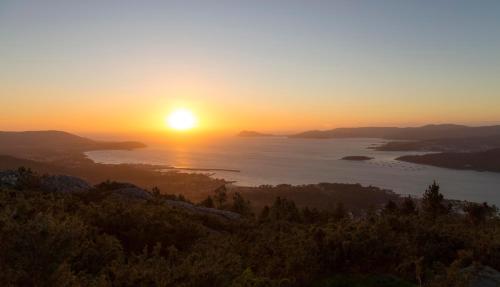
[1, 1, 500, 135]
[2, 75, 499, 136]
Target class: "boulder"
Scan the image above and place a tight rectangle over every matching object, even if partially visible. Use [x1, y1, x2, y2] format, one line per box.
[164, 199, 241, 220]
[0, 170, 20, 188]
[111, 186, 153, 200]
[1, 169, 91, 193]
[40, 175, 91, 193]
[462, 265, 500, 287]
[94, 181, 153, 200]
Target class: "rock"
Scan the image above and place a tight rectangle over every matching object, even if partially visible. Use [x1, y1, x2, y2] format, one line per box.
[40, 175, 91, 193]
[94, 181, 153, 200]
[111, 186, 153, 200]
[97, 181, 239, 219]
[1, 169, 238, 220]
[1, 169, 91, 193]
[164, 199, 241, 220]
[0, 170, 20, 188]
[462, 265, 500, 287]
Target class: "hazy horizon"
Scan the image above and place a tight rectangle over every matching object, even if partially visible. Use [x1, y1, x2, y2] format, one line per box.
[3, 120, 500, 142]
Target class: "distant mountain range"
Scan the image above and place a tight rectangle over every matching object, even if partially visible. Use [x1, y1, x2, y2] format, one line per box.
[239, 124, 500, 140]
[289, 124, 500, 140]
[240, 124, 500, 172]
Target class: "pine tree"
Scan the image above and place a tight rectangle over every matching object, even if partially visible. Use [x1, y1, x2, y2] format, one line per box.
[213, 185, 228, 209]
[231, 192, 252, 217]
[332, 202, 347, 221]
[400, 196, 417, 215]
[199, 195, 215, 208]
[422, 181, 448, 218]
[382, 200, 398, 215]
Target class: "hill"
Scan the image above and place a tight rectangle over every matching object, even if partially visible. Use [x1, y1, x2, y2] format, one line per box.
[376, 135, 500, 152]
[0, 154, 404, 210]
[397, 148, 500, 173]
[0, 168, 499, 286]
[0, 130, 145, 161]
[0, 155, 225, 201]
[290, 124, 500, 140]
[234, 183, 397, 215]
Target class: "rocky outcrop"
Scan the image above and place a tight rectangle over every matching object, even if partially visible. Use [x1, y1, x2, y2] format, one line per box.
[164, 199, 241, 220]
[110, 186, 153, 200]
[462, 265, 500, 287]
[0, 169, 90, 193]
[40, 175, 91, 193]
[94, 181, 153, 200]
[92, 180, 240, 219]
[0, 170, 19, 188]
[1, 169, 240, 220]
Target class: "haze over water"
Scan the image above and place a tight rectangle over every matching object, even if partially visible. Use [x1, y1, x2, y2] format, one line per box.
[87, 137, 500, 206]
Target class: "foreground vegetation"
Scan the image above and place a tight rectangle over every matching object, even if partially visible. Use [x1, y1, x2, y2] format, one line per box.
[1, 170, 499, 286]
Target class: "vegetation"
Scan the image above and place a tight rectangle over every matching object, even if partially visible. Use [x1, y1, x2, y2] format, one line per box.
[0, 155, 226, 201]
[1, 170, 500, 286]
[236, 183, 399, 214]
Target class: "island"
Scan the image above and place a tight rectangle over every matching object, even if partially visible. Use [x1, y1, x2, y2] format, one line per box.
[341, 156, 374, 161]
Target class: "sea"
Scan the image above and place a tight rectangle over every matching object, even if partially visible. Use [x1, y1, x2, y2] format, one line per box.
[86, 137, 500, 205]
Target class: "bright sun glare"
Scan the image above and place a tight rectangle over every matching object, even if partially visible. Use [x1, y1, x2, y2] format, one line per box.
[166, 109, 197, 131]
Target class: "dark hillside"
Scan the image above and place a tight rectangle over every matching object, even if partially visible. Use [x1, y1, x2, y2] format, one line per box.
[290, 124, 500, 140]
[0, 170, 499, 286]
[376, 135, 500, 152]
[397, 148, 500, 173]
[0, 155, 224, 200]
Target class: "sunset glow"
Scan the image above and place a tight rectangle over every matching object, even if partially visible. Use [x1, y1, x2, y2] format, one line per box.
[0, 1, 499, 135]
[166, 109, 197, 131]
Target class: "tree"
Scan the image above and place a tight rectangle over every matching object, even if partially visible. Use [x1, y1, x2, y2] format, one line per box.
[151, 186, 161, 196]
[199, 195, 215, 208]
[258, 206, 270, 222]
[400, 196, 417, 215]
[302, 207, 322, 224]
[332, 202, 347, 221]
[422, 181, 448, 218]
[231, 268, 273, 287]
[232, 192, 252, 217]
[213, 185, 228, 209]
[15, 167, 40, 190]
[463, 202, 498, 224]
[382, 200, 398, 215]
[269, 197, 301, 222]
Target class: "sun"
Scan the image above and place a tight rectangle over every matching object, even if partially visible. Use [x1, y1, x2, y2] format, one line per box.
[166, 108, 197, 131]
